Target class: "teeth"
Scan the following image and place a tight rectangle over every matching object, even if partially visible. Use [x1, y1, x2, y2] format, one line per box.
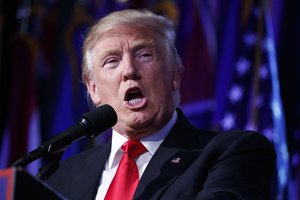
[128, 98, 143, 105]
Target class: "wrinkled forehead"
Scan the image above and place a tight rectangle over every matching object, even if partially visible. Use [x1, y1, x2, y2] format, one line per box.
[104, 29, 156, 47]
[89, 25, 163, 52]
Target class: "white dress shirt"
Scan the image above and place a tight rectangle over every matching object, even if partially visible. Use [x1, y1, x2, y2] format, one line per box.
[95, 111, 178, 200]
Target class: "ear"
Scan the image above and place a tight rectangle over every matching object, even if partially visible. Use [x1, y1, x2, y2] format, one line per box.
[171, 70, 181, 91]
[86, 77, 101, 105]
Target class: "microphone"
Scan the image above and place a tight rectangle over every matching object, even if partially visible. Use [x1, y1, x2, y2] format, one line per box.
[13, 104, 117, 167]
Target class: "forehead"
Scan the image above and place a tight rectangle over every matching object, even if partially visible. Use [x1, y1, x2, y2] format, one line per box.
[94, 26, 160, 50]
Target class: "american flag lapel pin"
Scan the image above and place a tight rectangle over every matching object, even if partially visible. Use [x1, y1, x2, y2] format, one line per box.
[171, 157, 181, 164]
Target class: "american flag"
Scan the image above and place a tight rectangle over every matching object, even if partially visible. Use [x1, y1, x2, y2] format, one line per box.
[218, 0, 290, 199]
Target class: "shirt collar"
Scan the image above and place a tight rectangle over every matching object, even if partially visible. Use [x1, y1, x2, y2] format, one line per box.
[139, 111, 177, 155]
[108, 111, 178, 169]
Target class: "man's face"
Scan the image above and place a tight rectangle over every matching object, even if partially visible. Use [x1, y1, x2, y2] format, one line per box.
[87, 26, 181, 139]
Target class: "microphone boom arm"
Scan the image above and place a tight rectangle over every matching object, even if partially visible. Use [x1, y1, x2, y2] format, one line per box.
[13, 104, 117, 167]
[13, 119, 88, 167]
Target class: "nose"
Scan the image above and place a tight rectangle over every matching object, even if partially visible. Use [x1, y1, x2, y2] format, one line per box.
[122, 54, 141, 81]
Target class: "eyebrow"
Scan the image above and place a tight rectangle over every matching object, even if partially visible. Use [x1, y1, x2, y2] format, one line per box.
[130, 39, 156, 52]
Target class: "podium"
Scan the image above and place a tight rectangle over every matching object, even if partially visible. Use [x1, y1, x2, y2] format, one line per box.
[0, 167, 66, 200]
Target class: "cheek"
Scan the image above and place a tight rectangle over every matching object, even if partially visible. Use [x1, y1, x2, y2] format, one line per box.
[95, 74, 121, 101]
[149, 72, 173, 97]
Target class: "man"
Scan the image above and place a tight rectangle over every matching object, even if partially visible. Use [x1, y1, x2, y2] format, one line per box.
[47, 9, 276, 200]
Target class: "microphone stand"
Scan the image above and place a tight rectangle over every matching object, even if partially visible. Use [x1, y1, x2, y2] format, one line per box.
[37, 151, 64, 181]
[13, 142, 69, 181]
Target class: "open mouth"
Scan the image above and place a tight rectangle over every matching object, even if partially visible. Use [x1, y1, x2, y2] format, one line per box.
[125, 88, 145, 106]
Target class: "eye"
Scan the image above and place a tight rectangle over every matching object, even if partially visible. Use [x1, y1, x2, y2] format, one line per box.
[136, 50, 153, 62]
[103, 57, 119, 68]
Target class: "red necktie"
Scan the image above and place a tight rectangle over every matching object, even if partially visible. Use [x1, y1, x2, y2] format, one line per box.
[104, 140, 147, 200]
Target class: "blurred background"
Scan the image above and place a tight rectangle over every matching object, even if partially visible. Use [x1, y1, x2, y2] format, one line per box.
[0, 0, 299, 199]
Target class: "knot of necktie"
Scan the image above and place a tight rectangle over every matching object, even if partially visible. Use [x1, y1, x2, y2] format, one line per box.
[122, 140, 147, 159]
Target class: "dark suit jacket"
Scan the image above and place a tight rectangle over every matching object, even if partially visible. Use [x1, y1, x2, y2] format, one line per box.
[46, 109, 276, 200]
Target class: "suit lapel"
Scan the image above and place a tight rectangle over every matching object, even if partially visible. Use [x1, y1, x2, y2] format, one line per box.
[133, 110, 207, 200]
[68, 142, 111, 200]
[134, 147, 201, 200]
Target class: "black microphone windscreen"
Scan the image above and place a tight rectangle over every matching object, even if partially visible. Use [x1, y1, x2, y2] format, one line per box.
[81, 104, 117, 136]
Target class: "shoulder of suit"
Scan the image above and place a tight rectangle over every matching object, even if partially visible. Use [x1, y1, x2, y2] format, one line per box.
[206, 130, 275, 153]
[214, 130, 271, 143]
